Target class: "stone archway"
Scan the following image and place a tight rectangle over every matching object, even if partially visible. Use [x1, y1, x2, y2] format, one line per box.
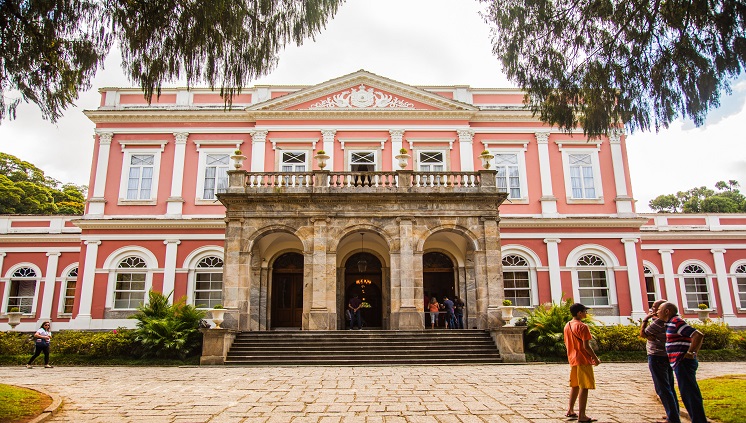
[270, 252, 304, 329]
[344, 252, 383, 328]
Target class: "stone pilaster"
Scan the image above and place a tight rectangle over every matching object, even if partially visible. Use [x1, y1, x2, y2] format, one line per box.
[483, 217, 503, 329]
[308, 218, 334, 330]
[393, 217, 422, 329]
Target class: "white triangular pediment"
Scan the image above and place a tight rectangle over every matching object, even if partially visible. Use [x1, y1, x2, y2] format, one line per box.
[248, 70, 477, 112]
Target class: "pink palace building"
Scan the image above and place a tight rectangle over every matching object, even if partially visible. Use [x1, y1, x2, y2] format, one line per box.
[2, 70, 746, 332]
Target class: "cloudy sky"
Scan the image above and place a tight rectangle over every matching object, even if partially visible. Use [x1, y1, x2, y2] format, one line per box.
[1, 0, 744, 212]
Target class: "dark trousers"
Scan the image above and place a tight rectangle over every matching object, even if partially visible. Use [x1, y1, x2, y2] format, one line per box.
[648, 355, 680, 423]
[674, 358, 707, 423]
[351, 310, 362, 329]
[28, 344, 50, 365]
[455, 313, 464, 329]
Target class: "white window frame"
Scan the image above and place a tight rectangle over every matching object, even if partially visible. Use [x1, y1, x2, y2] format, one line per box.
[57, 264, 79, 316]
[567, 245, 619, 309]
[489, 148, 529, 201]
[3, 264, 42, 314]
[501, 255, 532, 307]
[184, 246, 225, 306]
[104, 247, 157, 310]
[677, 261, 716, 311]
[195, 148, 232, 203]
[278, 150, 310, 173]
[732, 261, 746, 311]
[560, 147, 603, 202]
[501, 245, 541, 307]
[415, 149, 448, 172]
[192, 256, 224, 309]
[642, 262, 662, 309]
[346, 149, 379, 171]
[118, 148, 162, 204]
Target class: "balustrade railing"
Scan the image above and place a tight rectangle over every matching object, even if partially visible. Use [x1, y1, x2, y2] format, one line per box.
[245, 172, 314, 188]
[412, 172, 480, 188]
[328, 172, 398, 187]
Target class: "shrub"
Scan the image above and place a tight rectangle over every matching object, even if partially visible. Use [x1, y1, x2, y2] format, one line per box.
[0, 331, 33, 355]
[590, 323, 646, 352]
[53, 329, 138, 357]
[502, 299, 512, 306]
[689, 320, 732, 350]
[399, 148, 408, 154]
[523, 298, 595, 357]
[731, 331, 746, 351]
[131, 291, 206, 360]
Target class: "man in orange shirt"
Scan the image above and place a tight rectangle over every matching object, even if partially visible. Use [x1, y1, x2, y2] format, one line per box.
[564, 303, 601, 422]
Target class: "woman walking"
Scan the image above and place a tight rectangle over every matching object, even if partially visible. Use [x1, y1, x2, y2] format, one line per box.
[26, 321, 52, 369]
[428, 297, 440, 329]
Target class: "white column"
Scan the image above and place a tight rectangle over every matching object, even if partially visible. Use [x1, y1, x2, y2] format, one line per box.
[38, 252, 61, 322]
[621, 238, 645, 318]
[74, 240, 101, 328]
[711, 248, 734, 317]
[389, 129, 405, 165]
[544, 238, 563, 303]
[166, 132, 188, 216]
[536, 132, 558, 216]
[250, 130, 268, 172]
[321, 129, 337, 169]
[88, 132, 113, 216]
[162, 239, 181, 302]
[609, 130, 634, 215]
[457, 129, 475, 172]
[659, 249, 679, 309]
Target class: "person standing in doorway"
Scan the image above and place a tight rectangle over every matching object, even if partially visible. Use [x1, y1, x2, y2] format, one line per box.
[564, 303, 600, 422]
[658, 302, 707, 423]
[348, 295, 363, 330]
[641, 299, 680, 423]
[454, 296, 465, 329]
[26, 321, 53, 369]
[428, 296, 440, 329]
[442, 296, 456, 329]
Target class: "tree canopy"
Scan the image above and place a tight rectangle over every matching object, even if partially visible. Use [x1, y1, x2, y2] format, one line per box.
[481, 0, 746, 137]
[1, 0, 343, 123]
[649, 180, 746, 213]
[0, 153, 86, 214]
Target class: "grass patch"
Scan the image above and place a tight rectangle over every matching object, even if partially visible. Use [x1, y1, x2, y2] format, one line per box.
[0, 384, 51, 423]
[0, 354, 199, 366]
[698, 375, 746, 423]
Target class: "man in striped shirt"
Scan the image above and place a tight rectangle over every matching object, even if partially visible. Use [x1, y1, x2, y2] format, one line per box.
[658, 302, 706, 423]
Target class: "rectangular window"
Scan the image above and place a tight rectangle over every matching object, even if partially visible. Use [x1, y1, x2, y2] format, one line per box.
[684, 276, 710, 309]
[62, 279, 77, 314]
[738, 276, 746, 309]
[126, 154, 155, 200]
[281, 152, 307, 172]
[418, 151, 444, 172]
[577, 270, 609, 306]
[495, 153, 522, 198]
[645, 274, 657, 309]
[194, 272, 223, 309]
[203, 154, 230, 200]
[114, 272, 146, 309]
[569, 154, 596, 198]
[503, 271, 531, 306]
[350, 151, 376, 171]
[7, 280, 36, 313]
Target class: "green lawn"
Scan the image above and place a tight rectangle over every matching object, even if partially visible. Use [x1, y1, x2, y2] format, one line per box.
[698, 375, 746, 423]
[0, 384, 50, 423]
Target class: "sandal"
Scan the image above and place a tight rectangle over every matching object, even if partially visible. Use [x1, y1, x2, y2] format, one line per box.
[565, 413, 578, 419]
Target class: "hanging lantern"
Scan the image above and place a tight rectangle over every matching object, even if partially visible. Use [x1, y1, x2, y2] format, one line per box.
[357, 233, 367, 273]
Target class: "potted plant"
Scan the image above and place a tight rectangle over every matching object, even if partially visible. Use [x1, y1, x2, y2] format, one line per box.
[395, 148, 411, 169]
[6, 306, 22, 329]
[314, 150, 330, 169]
[696, 303, 712, 321]
[230, 149, 247, 169]
[479, 149, 494, 169]
[498, 299, 515, 326]
[210, 304, 226, 329]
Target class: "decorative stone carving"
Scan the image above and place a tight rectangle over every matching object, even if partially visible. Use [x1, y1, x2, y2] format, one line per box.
[310, 85, 415, 109]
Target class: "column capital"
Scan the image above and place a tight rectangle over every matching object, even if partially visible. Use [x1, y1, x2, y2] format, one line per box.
[543, 238, 561, 244]
[621, 238, 639, 244]
[251, 130, 268, 143]
[710, 248, 726, 254]
[321, 129, 337, 137]
[95, 131, 113, 145]
[389, 129, 405, 138]
[658, 249, 674, 254]
[173, 132, 189, 144]
[457, 129, 474, 142]
[45, 251, 62, 257]
[163, 239, 181, 245]
[310, 217, 330, 224]
[609, 129, 624, 144]
[535, 131, 550, 144]
[84, 240, 101, 246]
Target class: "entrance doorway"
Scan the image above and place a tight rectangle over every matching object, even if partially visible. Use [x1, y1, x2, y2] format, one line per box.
[423, 252, 456, 327]
[344, 252, 382, 328]
[271, 252, 304, 328]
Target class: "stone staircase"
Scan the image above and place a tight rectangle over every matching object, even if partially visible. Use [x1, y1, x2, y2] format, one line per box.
[224, 329, 503, 365]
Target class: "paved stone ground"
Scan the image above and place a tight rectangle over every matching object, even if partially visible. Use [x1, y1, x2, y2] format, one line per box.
[1, 362, 742, 422]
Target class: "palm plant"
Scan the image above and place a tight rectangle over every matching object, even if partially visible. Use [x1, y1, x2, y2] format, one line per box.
[523, 297, 595, 357]
[131, 291, 206, 360]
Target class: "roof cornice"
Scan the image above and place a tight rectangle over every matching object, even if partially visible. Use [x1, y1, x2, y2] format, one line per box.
[83, 109, 250, 124]
[500, 217, 650, 229]
[73, 218, 226, 230]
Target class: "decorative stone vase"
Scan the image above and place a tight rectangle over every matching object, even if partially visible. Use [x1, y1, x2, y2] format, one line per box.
[314, 153, 330, 169]
[211, 309, 226, 329]
[395, 153, 411, 169]
[498, 306, 515, 326]
[6, 311, 22, 329]
[479, 152, 495, 169]
[696, 309, 712, 322]
[230, 154, 247, 169]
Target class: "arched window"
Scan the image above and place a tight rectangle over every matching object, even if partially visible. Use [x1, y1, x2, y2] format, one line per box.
[7, 267, 38, 313]
[502, 255, 531, 306]
[576, 254, 609, 306]
[114, 256, 147, 309]
[682, 264, 709, 309]
[194, 256, 224, 309]
[61, 267, 78, 314]
[643, 266, 657, 309]
[736, 264, 746, 310]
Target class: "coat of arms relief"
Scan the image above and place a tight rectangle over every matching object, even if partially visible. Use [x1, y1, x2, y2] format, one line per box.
[309, 84, 415, 109]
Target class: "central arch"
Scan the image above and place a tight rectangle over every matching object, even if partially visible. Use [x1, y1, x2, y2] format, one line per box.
[344, 252, 383, 328]
[271, 252, 304, 329]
